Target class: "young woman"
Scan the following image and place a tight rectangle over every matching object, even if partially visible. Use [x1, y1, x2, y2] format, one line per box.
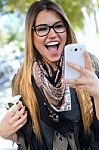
[0, 0, 99, 149]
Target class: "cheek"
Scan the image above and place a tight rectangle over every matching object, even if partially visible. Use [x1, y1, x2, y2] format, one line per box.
[33, 34, 38, 46]
[63, 32, 67, 45]
[33, 34, 43, 50]
[60, 32, 67, 47]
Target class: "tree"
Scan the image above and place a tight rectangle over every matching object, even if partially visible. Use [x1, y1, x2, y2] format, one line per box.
[0, 0, 99, 30]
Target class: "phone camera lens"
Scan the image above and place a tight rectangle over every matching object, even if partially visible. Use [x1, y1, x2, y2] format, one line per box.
[75, 48, 77, 51]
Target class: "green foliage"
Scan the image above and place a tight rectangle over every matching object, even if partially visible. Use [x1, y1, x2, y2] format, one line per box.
[0, 0, 98, 29]
[0, 0, 35, 14]
[55, 0, 92, 30]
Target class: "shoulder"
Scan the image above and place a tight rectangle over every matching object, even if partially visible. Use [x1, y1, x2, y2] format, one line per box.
[89, 52, 99, 75]
[12, 66, 23, 96]
[89, 52, 99, 70]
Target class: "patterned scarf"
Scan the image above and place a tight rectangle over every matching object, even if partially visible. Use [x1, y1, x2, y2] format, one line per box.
[33, 54, 71, 112]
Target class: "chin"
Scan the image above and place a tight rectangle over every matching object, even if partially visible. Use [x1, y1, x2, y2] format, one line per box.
[52, 56, 61, 62]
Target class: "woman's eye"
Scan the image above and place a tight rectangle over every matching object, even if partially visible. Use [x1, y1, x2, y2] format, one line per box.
[37, 26, 47, 31]
[55, 24, 63, 29]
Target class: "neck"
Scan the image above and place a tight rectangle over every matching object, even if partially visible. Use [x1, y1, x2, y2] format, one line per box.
[43, 59, 57, 71]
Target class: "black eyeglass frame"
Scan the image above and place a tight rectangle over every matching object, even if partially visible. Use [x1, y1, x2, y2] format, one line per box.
[32, 21, 67, 37]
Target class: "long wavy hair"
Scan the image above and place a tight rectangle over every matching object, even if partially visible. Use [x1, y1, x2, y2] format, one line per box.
[12, 0, 93, 139]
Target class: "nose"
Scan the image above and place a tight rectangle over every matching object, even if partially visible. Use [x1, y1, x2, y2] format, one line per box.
[48, 28, 57, 37]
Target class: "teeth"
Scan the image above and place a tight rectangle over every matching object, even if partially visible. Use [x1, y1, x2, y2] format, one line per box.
[46, 41, 59, 46]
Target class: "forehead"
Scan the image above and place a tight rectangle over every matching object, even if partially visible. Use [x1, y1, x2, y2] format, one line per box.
[35, 9, 62, 25]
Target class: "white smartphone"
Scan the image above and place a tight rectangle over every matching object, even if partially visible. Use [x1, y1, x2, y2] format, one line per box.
[64, 43, 86, 79]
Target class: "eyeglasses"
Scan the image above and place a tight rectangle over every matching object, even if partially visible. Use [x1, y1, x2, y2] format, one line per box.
[32, 21, 67, 37]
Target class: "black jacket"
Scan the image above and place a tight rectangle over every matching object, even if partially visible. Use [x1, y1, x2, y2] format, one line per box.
[17, 77, 99, 150]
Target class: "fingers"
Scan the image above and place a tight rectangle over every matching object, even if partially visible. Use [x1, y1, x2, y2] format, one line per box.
[8, 101, 23, 117]
[12, 111, 28, 132]
[15, 112, 27, 131]
[10, 106, 26, 122]
[69, 84, 86, 90]
[5, 102, 27, 131]
[66, 61, 85, 75]
[6, 110, 27, 133]
[83, 51, 93, 70]
[62, 78, 86, 86]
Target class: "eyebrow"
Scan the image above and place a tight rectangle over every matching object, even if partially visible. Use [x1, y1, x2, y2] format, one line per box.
[34, 20, 64, 27]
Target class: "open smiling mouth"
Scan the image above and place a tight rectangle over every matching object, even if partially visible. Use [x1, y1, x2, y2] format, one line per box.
[45, 41, 60, 52]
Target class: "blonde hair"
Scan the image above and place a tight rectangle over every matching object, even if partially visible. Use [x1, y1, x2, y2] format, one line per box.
[12, 0, 93, 139]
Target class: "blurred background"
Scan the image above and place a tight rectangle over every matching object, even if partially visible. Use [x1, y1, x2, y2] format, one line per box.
[0, 0, 99, 149]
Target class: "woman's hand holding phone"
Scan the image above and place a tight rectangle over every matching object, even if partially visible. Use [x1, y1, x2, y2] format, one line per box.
[63, 44, 99, 97]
